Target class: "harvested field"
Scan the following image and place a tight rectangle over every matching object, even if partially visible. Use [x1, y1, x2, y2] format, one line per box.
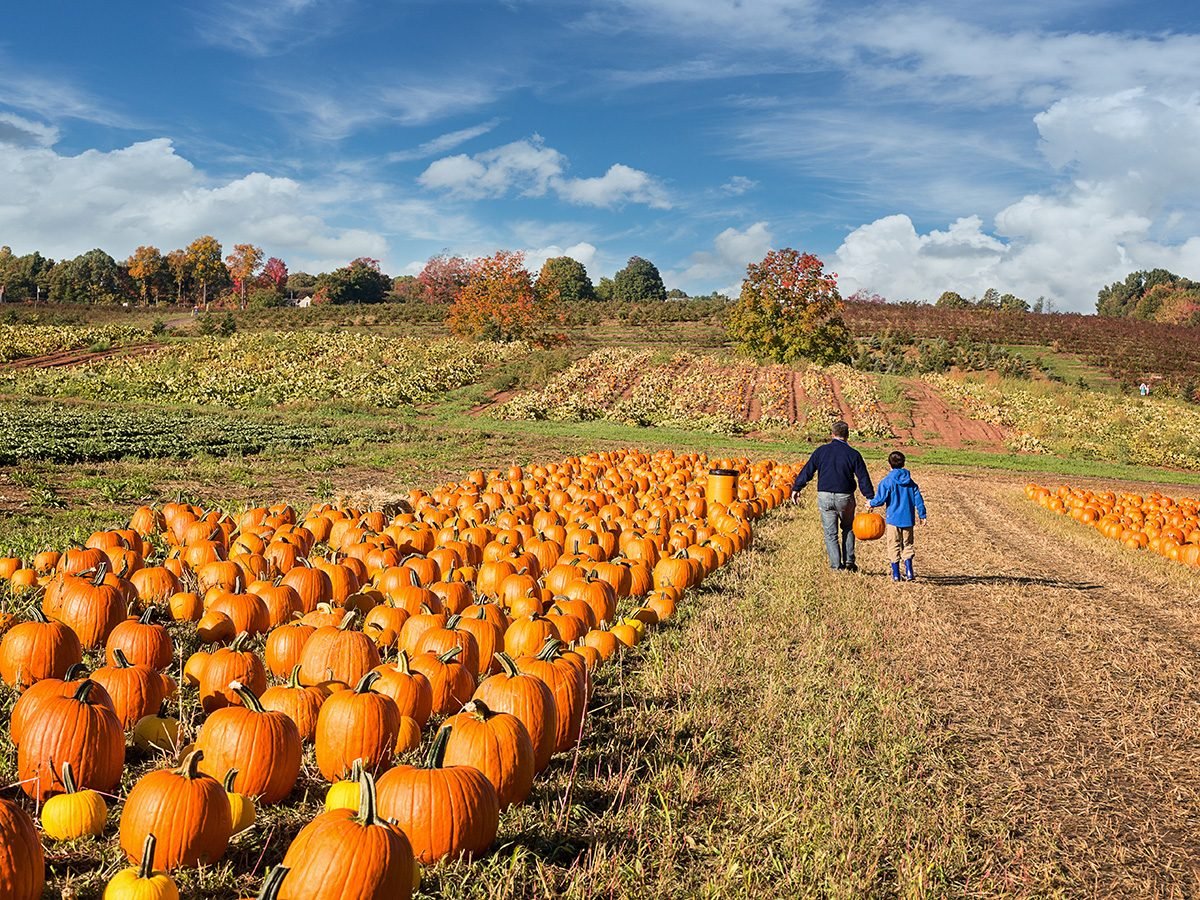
[838, 470, 1200, 896]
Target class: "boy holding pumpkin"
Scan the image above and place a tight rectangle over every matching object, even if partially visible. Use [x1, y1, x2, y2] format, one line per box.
[867, 451, 927, 582]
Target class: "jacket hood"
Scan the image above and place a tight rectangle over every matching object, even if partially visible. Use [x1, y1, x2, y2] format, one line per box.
[889, 467, 916, 486]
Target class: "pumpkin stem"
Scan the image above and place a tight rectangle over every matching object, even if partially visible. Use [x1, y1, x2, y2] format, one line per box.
[72, 679, 97, 703]
[353, 669, 382, 694]
[425, 723, 452, 769]
[395, 650, 412, 674]
[436, 644, 462, 663]
[177, 749, 205, 779]
[229, 680, 266, 712]
[494, 651, 520, 678]
[337, 609, 359, 630]
[354, 769, 388, 828]
[138, 605, 158, 625]
[64, 662, 88, 679]
[535, 637, 564, 661]
[287, 664, 304, 690]
[446, 613, 462, 629]
[223, 768, 239, 791]
[230, 632, 253, 651]
[113, 648, 134, 669]
[257, 865, 289, 900]
[92, 560, 110, 585]
[463, 699, 492, 720]
[61, 760, 79, 794]
[29, 606, 51, 624]
[138, 833, 159, 880]
[350, 758, 364, 782]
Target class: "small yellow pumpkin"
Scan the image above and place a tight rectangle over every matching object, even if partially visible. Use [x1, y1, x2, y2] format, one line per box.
[132, 705, 181, 754]
[104, 833, 180, 899]
[224, 768, 257, 835]
[42, 760, 107, 840]
[323, 759, 363, 812]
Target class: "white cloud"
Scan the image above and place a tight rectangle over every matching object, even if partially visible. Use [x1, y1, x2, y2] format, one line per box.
[555, 164, 671, 209]
[194, 0, 328, 57]
[387, 119, 502, 163]
[419, 136, 567, 199]
[720, 175, 757, 196]
[669, 221, 773, 294]
[834, 85, 1200, 311]
[0, 112, 59, 148]
[419, 136, 670, 209]
[274, 81, 500, 141]
[0, 136, 389, 275]
[523, 242, 599, 276]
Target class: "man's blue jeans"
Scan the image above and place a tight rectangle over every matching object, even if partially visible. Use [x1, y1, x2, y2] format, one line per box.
[817, 491, 856, 569]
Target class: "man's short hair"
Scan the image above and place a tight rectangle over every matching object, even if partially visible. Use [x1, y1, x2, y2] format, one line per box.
[888, 451, 906, 469]
[831, 421, 850, 439]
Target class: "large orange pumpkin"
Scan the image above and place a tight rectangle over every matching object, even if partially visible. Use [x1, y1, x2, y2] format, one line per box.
[852, 512, 886, 541]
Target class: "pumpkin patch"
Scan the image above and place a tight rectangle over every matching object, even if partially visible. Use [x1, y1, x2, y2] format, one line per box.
[0, 449, 790, 895]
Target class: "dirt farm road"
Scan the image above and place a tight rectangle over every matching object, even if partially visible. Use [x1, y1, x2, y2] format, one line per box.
[860, 471, 1200, 896]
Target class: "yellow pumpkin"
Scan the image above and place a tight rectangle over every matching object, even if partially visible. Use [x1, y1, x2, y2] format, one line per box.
[42, 761, 107, 840]
[104, 833, 180, 900]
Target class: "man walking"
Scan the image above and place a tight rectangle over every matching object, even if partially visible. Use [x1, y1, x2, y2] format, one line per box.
[790, 421, 875, 572]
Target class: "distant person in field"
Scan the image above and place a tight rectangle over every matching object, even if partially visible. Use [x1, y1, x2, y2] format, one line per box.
[790, 421, 874, 572]
[867, 451, 928, 582]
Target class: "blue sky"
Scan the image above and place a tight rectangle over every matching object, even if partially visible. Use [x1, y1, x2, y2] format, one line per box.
[4, 0, 1200, 310]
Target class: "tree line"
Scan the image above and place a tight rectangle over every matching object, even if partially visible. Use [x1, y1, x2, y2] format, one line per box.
[0, 240, 718, 309]
[1096, 269, 1200, 325]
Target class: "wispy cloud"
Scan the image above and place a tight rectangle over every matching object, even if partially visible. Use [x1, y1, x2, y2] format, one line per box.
[0, 53, 136, 129]
[193, 0, 335, 57]
[387, 119, 502, 163]
[271, 80, 500, 141]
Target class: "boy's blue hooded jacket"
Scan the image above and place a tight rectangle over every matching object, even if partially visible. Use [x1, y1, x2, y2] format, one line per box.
[867, 468, 927, 528]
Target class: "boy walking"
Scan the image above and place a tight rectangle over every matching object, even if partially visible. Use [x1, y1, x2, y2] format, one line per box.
[866, 451, 927, 581]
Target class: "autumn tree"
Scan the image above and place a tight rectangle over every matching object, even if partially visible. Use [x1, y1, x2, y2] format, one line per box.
[417, 253, 471, 304]
[535, 256, 594, 302]
[166, 249, 190, 305]
[126, 246, 168, 305]
[226, 243, 265, 308]
[449, 250, 559, 343]
[613, 256, 666, 302]
[726, 248, 851, 365]
[259, 257, 288, 291]
[392, 275, 423, 302]
[1096, 269, 1195, 317]
[186, 235, 227, 309]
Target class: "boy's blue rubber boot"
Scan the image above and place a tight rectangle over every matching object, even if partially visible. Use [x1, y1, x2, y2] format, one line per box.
[903, 559, 914, 581]
[890, 562, 901, 582]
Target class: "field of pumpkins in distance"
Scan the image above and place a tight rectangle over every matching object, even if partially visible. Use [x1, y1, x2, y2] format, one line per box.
[1026, 481, 1200, 565]
[0, 449, 792, 899]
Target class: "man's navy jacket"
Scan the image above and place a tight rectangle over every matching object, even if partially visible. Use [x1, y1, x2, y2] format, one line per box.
[790, 439, 875, 498]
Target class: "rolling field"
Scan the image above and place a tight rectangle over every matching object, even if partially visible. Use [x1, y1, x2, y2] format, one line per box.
[4, 306, 1200, 898]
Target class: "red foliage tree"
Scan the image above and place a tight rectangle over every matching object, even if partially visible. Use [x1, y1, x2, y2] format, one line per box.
[417, 254, 471, 304]
[449, 251, 560, 344]
[259, 257, 289, 292]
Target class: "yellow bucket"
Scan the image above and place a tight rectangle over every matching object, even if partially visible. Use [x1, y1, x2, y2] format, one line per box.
[706, 469, 738, 515]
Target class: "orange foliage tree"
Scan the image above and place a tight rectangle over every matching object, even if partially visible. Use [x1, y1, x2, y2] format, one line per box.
[449, 251, 561, 343]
